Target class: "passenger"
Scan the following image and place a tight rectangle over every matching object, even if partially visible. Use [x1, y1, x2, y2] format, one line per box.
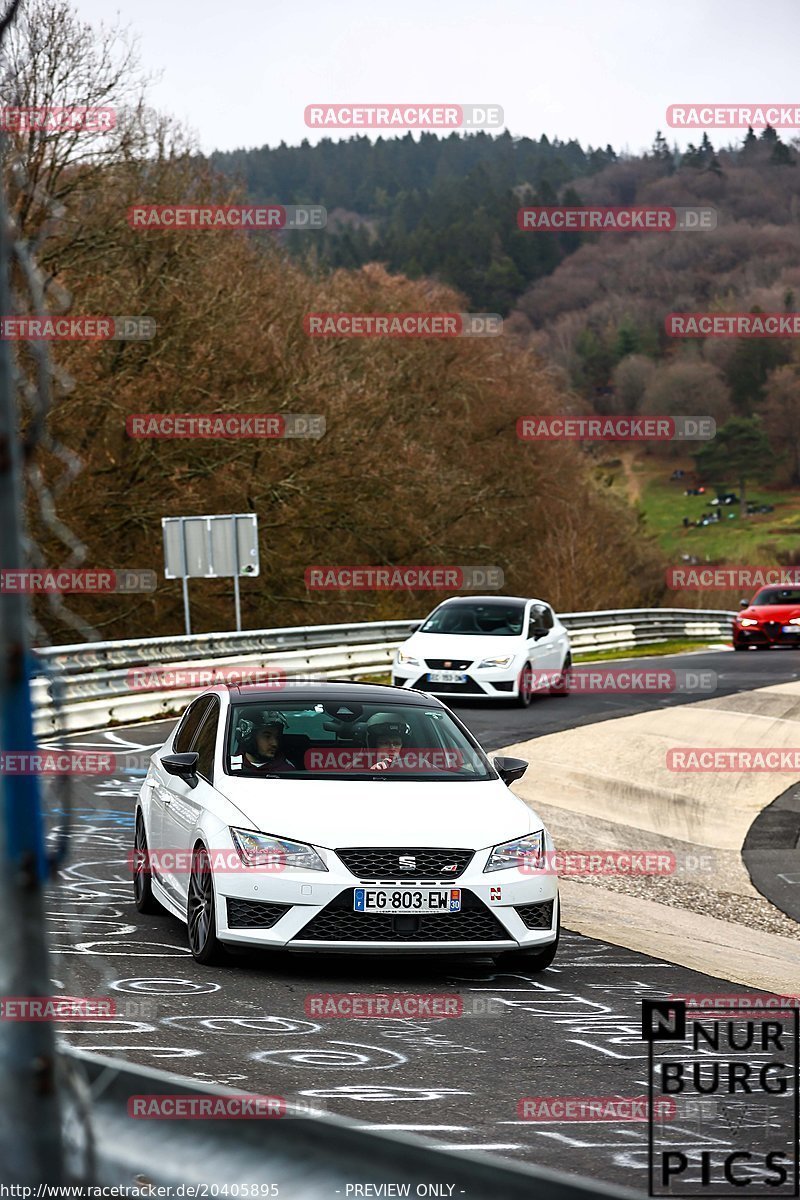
[231, 711, 297, 772]
[365, 712, 408, 772]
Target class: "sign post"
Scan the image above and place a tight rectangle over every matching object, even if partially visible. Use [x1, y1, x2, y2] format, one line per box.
[162, 513, 259, 634]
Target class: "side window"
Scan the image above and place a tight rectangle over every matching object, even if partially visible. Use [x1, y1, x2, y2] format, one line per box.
[193, 701, 220, 783]
[174, 697, 213, 753]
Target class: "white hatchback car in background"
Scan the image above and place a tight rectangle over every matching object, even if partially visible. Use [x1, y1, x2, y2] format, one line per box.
[392, 595, 572, 706]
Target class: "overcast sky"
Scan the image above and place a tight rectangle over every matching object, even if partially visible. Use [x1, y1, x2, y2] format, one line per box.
[69, 0, 800, 156]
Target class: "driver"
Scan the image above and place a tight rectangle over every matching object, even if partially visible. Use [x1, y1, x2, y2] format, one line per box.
[231, 710, 297, 772]
[365, 712, 409, 772]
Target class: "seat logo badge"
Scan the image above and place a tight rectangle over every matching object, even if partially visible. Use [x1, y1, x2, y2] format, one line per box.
[398, 855, 416, 870]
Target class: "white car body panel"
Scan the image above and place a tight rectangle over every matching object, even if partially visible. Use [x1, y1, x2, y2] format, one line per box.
[135, 683, 560, 957]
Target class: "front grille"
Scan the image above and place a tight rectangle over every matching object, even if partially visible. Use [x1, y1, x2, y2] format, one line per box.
[413, 674, 484, 694]
[765, 622, 782, 638]
[336, 847, 474, 880]
[294, 890, 509, 943]
[514, 900, 555, 930]
[226, 898, 291, 929]
[424, 658, 473, 671]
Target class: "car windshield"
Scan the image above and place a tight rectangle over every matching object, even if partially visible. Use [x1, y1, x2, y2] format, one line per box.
[752, 588, 800, 605]
[419, 602, 526, 636]
[225, 699, 494, 780]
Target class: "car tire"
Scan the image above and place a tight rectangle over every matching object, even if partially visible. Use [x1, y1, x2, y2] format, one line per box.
[516, 662, 533, 707]
[733, 641, 748, 651]
[495, 917, 560, 972]
[187, 844, 228, 966]
[132, 811, 164, 915]
[549, 654, 572, 696]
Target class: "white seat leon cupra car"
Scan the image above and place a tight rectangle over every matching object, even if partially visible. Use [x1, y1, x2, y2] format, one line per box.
[133, 682, 560, 968]
[392, 595, 572, 705]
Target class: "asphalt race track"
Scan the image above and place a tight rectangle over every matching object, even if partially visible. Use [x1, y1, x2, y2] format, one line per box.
[44, 648, 800, 1190]
[445, 645, 800, 747]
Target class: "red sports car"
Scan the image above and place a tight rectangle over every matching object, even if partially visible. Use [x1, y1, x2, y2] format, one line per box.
[733, 586, 800, 650]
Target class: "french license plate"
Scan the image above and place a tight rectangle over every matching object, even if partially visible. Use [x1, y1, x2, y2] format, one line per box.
[354, 888, 461, 913]
[427, 671, 467, 683]
[782, 626, 799, 634]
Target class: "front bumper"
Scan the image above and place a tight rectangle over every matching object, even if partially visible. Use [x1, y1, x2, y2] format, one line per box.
[734, 622, 800, 648]
[391, 662, 524, 699]
[214, 854, 559, 954]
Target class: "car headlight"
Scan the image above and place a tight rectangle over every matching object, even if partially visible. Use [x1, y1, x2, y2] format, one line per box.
[790, 618, 800, 626]
[484, 830, 545, 873]
[396, 650, 420, 666]
[230, 828, 327, 872]
[478, 656, 515, 668]
[738, 617, 759, 627]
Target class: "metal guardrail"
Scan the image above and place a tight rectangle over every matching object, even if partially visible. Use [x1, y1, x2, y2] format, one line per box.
[33, 608, 735, 735]
[62, 1046, 645, 1197]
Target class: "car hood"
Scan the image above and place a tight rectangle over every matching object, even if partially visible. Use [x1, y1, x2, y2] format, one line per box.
[739, 605, 800, 621]
[220, 776, 541, 850]
[402, 632, 524, 660]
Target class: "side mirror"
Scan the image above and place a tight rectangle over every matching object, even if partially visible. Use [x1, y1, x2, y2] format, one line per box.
[493, 756, 528, 786]
[739, 600, 749, 609]
[409, 621, 423, 632]
[161, 752, 199, 789]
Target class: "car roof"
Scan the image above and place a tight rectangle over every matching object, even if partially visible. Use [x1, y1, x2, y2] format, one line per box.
[436, 595, 532, 606]
[225, 681, 442, 707]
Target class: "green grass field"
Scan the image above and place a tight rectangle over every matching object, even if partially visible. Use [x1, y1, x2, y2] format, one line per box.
[607, 455, 800, 563]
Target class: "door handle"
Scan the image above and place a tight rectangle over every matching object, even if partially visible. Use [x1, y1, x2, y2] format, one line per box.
[164, 796, 172, 806]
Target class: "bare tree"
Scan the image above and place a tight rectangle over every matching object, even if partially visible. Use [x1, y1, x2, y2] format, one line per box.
[763, 363, 800, 484]
[612, 353, 656, 414]
[0, 0, 177, 285]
